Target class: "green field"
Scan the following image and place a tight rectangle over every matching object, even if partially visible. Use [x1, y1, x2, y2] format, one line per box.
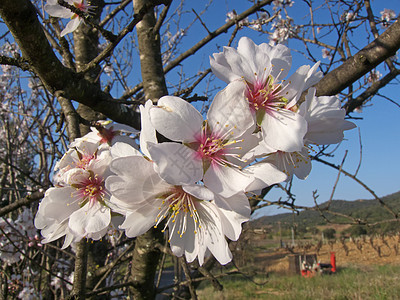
[197, 264, 400, 300]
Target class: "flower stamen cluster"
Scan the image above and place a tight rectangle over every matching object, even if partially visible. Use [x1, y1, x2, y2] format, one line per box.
[155, 187, 202, 238]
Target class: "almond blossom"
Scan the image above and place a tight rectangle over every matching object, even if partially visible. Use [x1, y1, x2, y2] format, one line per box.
[34, 140, 114, 248]
[210, 37, 322, 154]
[69, 121, 138, 149]
[106, 142, 250, 265]
[148, 82, 259, 197]
[252, 88, 356, 180]
[380, 9, 396, 27]
[45, 0, 93, 36]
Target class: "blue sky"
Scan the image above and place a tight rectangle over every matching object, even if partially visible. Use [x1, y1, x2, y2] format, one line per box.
[173, 0, 400, 217]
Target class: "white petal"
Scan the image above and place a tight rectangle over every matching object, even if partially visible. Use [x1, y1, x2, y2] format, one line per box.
[304, 62, 323, 90]
[301, 88, 356, 145]
[207, 81, 255, 139]
[261, 109, 307, 153]
[107, 155, 170, 206]
[108, 123, 139, 135]
[199, 202, 232, 265]
[61, 231, 77, 249]
[292, 153, 312, 180]
[110, 141, 141, 158]
[245, 161, 288, 191]
[236, 37, 262, 77]
[68, 202, 110, 238]
[213, 193, 250, 241]
[259, 43, 292, 80]
[120, 204, 159, 238]
[182, 185, 214, 201]
[45, 4, 74, 18]
[140, 100, 158, 158]
[210, 52, 240, 83]
[219, 46, 256, 83]
[40, 187, 80, 223]
[282, 65, 311, 108]
[148, 143, 203, 185]
[169, 214, 197, 259]
[203, 165, 253, 198]
[61, 18, 81, 37]
[149, 96, 202, 142]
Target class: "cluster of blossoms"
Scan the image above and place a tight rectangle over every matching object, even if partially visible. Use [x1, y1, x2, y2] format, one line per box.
[380, 9, 396, 27]
[225, 10, 249, 28]
[272, 0, 294, 8]
[5, 267, 42, 299]
[341, 11, 357, 23]
[35, 37, 355, 265]
[365, 69, 382, 85]
[270, 16, 298, 44]
[1, 209, 39, 265]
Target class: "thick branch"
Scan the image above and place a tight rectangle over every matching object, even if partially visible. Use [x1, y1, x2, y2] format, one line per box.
[0, 55, 31, 71]
[0, 0, 140, 129]
[314, 16, 400, 96]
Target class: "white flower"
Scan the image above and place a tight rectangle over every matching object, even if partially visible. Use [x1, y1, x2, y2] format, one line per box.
[380, 9, 396, 27]
[225, 11, 237, 22]
[341, 11, 356, 23]
[210, 37, 322, 153]
[365, 70, 382, 85]
[147, 81, 259, 197]
[35, 142, 114, 247]
[299, 88, 356, 146]
[69, 121, 138, 149]
[322, 48, 332, 60]
[106, 143, 250, 266]
[273, 0, 294, 8]
[254, 88, 356, 180]
[45, 0, 92, 36]
[53, 140, 105, 185]
[270, 17, 298, 44]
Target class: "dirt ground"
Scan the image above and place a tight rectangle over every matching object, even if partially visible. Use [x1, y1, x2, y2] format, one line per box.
[249, 234, 400, 274]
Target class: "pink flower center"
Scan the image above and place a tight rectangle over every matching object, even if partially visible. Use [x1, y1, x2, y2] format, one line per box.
[96, 125, 118, 145]
[192, 124, 241, 169]
[75, 153, 95, 169]
[75, 174, 106, 207]
[245, 75, 289, 113]
[73, 1, 88, 12]
[72, 1, 90, 19]
[195, 131, 225, 162]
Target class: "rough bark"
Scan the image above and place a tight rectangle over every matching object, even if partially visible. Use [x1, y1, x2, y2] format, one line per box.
[73, 0, 106, 135]
[134, 0, 168, 102]
[72, 240, 89, 300]
[128, 0, 168, 298]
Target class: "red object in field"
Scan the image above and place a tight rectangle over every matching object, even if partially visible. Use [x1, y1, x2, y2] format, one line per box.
[330, 252, 336, 273]
[301, 269, 314, 278]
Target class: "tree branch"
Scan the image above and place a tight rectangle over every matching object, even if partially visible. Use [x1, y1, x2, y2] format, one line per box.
[314, 16, 400, 97]
[0, 0, 141, 129]
[0, 191, 43, 218]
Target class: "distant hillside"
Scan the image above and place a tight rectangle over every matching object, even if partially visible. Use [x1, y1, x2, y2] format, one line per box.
[251, 191, 400, 228]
